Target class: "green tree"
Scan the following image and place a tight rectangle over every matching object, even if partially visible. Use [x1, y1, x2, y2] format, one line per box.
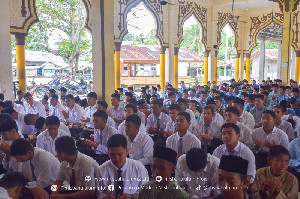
[144, 29, 159, 46]
[14, 0, 91, 77]
[180, 24, 203, 55]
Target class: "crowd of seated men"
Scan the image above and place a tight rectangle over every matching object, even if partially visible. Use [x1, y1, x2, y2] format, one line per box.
[0, 78, 299, 199]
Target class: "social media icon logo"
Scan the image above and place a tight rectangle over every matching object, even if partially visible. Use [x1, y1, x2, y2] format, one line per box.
[108, 185, 114, 191]
[156, 176, 162, 182]
[85, 176, 91, 181]
[51, 185, 57, 192]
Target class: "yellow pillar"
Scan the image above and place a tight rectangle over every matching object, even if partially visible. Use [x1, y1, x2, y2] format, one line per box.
[281, 5, 293, 85]
[235, 53, 240, 82]
[295, 51, 300, 83]
[114, 42, 121, 90]
[160, 47, 166, 89]
[204, 50, 209, 85]
[214, 51, 218, 82]
[15, 35, 26, 93]
[174, 47, 179, 89]
[246, 53, 251, 83]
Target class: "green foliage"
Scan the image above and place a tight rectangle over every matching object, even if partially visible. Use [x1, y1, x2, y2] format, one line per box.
[218, 30, 235, 67]
[123, 29, 159, 46]
[12, 0, 92, 72]
[181, 24, 203, 55]
[253, 40, 279, 52]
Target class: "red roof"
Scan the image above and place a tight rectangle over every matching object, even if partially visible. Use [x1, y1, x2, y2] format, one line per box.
[120, 45, 203, 62]
[251, 49, 278, 60]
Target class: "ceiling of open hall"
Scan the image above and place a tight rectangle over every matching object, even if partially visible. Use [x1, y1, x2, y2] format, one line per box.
[212, 0, 277, 10]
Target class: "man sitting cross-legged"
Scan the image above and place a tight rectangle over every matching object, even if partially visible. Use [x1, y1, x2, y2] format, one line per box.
[51, 136, 98, 199]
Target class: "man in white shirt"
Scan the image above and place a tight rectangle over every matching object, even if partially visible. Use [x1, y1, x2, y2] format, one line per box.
[273, 106, 295, 141]
[206, 100, 225, 126]
[96, 100, 115, 127]
[224, 106, 253, 148]
[232, 98, 255, 130]
[166, 112, 201, 157]
[81, 92, 98, 128]
[213, 123, 256, 183]
[23, 114, 39, 136]
[177, 98, 196, 129]
[84, 110, 118, 156]
[252, 110, 289, 168]
[97, 134, 149, 198]
[9, 138, 60, 189]
[2, 107, 27, 135]
[193, 106, 222, 154]
[51, 136, 98, 199]
[125, 114, 153, 166]
[0, 172, 27, 199]
[34, 117, 70, 136]
[176, 148, 220, 198]
[36, 116, 70, 156]
[164, 104, 181, 138]
[23, 92, 46, 118]
[250, 94, 269, 128]
[49, 94, 66, 122]
[188, 89, 199, 101]
[109, 93, 125, 128]
[118, 104, 146, 135]
[127, 98, 146, 125]
[62, 94, 84, 123]
[146, 99, 172, 142]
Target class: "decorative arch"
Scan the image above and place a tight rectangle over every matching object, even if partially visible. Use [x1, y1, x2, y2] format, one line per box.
[82, 0, 92, 33]
[215, 12, 238, 52]
[247, 12, 284, 54]
[114, 0, 167, 47]
[176, 2, 208, 50]
[10, 0, 39, 35]
[292, 10, 300, 51]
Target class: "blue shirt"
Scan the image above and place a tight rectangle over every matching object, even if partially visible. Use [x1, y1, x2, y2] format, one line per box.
[226, 92, 237, 97]
[244, 103, 254, 112]
[288, 138, 300, 172]
[276, 94, 288, 103]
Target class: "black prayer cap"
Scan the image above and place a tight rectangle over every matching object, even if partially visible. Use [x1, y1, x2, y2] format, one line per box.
[145, 85, 150, 89]
[117, 88, 123, 92]
[60, 87, 67, 92]
[125, 92, 133, 97]
[49, 89, 56, 94]
[128, 87, 133, 90]
[154, 146, 177, 166]
[219, 155, 248, 176]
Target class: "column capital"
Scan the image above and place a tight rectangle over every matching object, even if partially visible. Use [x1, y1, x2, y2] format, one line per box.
[235, 53, 241, 58]
[215, 51, 218, 57]
[114, 42, 122, 51]
[160, 47, 166, 54]
[15, 34, 26, 45]
[204, 50, 210, 57]
[174, 47, 180, 55]
[246, 53, 251, 58]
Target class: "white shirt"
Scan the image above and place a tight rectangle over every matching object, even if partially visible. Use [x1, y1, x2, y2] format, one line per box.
[13, 103, 25, 114]
[93, 125, 119, 154]
[15, 112, 26, 134]
[49, 103, 66, 122]
[118, 120, 146, 135]
[252, 126, 289, 152]
[192, 120, 222, 141]
[166, 131, 201, 155]
[281, 115, 300, 138]
[236, 122, 253, 148]
[108, 106, 125, 128]
[212, 112, 224, 126]
[188, 96, 199, 101]
[146, 112, 172, 131]
[276, 120, 295, 141]
[137, 111, 146, 125]
[96, 158, 149, 197]
[84, 104, 97, 128]
[17, 147, 60, 188]
[65, 104, 84, 123]
[24, 101, 46, 118]
[36, 129, 71, 156]
[107, 116, 115, 128]
[0, 187, 11, 199]
[186, 109, 197, 125]
[59, 122, 70, 135]
[213, 141, 256, 183]
[57, 152, 98, 188]
[239, 111, 255, 130]
[175, 154, 220, 198]
[1, 135, 23, 172]
[126, 132, 153, 165]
